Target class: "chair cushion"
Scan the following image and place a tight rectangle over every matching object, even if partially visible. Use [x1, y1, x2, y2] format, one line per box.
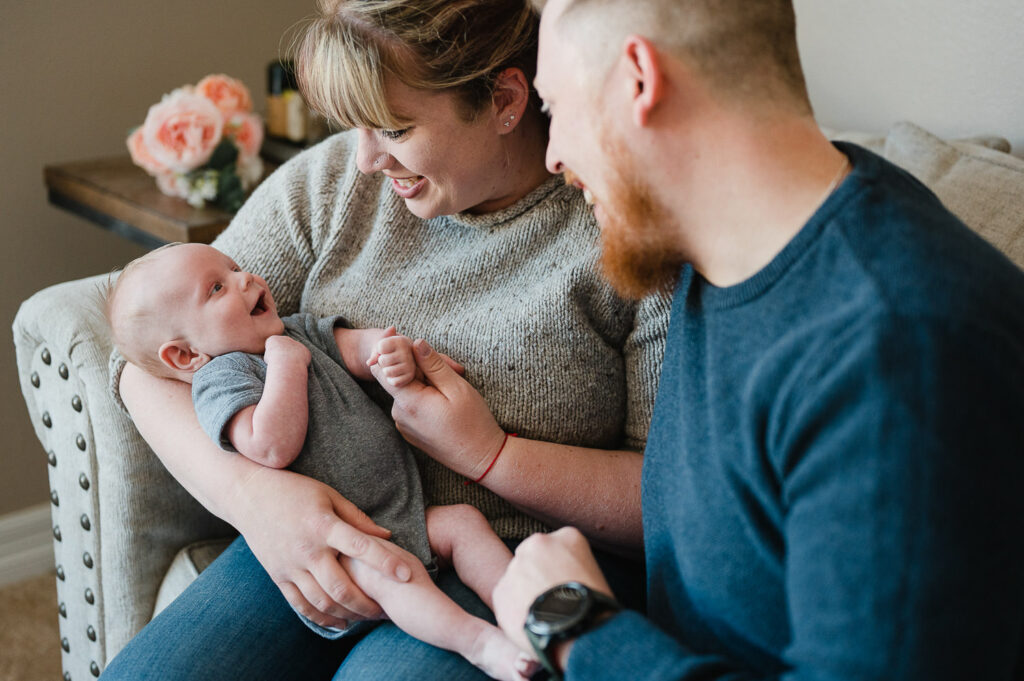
[881, 121, 1024, 267]
[152, 537, 235, 618]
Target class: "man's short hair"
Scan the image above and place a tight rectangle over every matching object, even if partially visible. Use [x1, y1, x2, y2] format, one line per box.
[536, 0, 812, 113]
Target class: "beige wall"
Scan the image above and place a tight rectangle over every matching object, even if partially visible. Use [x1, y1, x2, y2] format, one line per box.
[795, 0, 1024, 153]
[0, 1, 308, 516]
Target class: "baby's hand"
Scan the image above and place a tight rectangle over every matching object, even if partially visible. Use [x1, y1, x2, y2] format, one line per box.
[367, 327, 466, 388]
[264, 335, 312, 368]
[368, 329, 417, 388]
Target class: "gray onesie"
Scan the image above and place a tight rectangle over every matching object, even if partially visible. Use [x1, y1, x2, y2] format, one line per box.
[192, 313, 434, 637]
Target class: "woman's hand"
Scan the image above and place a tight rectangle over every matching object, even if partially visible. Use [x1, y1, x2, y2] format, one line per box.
[233, 465, 415, 629]
[119, 362, 414, 630]
[369, 339, 506, 480]
[368, 339, 645, 550]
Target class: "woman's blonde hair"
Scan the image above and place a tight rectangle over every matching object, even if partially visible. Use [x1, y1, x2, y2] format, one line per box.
[293, 0, 540, 130]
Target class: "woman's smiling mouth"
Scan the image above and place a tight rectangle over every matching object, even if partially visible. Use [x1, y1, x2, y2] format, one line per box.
[389, 175, 427, 199]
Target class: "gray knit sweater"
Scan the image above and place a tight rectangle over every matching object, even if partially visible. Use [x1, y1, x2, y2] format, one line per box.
[209, 131, 670, 539]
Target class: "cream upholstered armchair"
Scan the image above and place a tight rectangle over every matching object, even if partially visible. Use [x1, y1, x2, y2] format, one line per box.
[13, 122, 1024, 681]
[14, 275, 234, 681]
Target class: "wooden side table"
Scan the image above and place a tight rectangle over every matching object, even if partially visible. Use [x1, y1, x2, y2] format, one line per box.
[44, 156, 277, 249]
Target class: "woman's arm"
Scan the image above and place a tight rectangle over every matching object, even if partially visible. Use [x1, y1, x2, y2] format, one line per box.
[119, 361, 414, 627]
[372, 341, 644, 553]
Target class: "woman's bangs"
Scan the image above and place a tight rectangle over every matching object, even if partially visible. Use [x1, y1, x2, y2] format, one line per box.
[296, 21, 406, 131]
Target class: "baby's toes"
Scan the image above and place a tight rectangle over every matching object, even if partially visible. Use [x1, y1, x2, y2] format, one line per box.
[514, 652, 543, 680]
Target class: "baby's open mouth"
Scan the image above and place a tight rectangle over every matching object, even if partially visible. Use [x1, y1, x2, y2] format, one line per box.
[251, 292, 268, 316]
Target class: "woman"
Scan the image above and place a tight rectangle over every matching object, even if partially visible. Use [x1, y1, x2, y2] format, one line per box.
[103, 0, 669, 679]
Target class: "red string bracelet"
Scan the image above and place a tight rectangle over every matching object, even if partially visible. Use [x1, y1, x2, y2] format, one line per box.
[465, 433, 517, 485]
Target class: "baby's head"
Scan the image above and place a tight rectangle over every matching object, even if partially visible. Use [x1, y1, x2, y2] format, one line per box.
[107, 243, 284, 381]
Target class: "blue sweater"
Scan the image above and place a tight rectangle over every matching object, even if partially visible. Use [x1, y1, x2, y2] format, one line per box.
[570, 143, 1024, 680]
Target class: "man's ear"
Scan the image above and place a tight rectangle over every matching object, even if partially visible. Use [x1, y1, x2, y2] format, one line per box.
[621, 35, 665, 127]
[158, 340, 210, 374]
[491, 67, 531, 134]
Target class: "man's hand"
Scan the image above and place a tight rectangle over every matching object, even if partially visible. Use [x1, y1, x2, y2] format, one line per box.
[493, 527, 615, 658]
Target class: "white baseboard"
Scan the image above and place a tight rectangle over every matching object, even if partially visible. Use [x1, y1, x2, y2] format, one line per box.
[0, 503, 55, 588]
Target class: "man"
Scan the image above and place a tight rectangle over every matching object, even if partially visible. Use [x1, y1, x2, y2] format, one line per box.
[488, 1, 1024, 679]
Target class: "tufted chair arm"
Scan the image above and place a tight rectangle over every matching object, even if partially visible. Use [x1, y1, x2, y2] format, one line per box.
[13, 274, 232, 680]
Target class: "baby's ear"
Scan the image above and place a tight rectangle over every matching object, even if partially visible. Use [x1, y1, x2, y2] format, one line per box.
[158, 341, 210, 374]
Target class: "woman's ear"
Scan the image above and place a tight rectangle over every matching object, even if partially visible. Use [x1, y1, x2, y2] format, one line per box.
[491, 67, 531, 134]
[158, 340, 210, 374]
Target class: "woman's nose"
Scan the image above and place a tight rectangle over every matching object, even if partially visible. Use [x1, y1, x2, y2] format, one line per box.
[355, 129, 391, 175]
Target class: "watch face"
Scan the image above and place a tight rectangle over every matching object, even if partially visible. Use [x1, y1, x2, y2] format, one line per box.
[528, 583, 588, 634]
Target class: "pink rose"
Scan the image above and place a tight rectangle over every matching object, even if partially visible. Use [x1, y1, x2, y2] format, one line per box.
[197, 74, 253, 118]
[224, 112, 264, 159]
[126, 127, 168, 176]
[142, 89, 224, 173]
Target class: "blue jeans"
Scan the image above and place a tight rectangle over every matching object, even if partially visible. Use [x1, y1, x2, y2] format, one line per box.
[101, 535, 644, 680]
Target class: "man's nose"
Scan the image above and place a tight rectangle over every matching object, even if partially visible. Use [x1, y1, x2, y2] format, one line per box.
[545, 141, 565, 175]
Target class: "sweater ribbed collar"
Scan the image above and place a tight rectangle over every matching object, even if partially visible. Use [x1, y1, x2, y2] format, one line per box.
[447, 175, 566, 229]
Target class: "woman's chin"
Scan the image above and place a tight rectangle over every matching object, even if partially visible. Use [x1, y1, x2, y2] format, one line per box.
[405, 197, 444, 220]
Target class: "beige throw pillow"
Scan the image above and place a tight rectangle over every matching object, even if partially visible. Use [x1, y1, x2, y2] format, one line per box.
[829, 121, 1024, 268]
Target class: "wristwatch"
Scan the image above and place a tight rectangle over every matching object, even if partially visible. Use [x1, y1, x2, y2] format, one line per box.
[524, 582, 621, 681]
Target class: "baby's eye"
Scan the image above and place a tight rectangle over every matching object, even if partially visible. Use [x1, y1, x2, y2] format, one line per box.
[211, 283, 223, 294]
[380, 127, 411, 141]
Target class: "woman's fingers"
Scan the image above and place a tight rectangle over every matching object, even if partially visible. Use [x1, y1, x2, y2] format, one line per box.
[276, 577, 351, 630]
[324, 518, 412, 584]
[410, 339, 464, 393]
[309, 553, 384, 621]
[330, 493, 392, 540]
[439, 352, 466, 375]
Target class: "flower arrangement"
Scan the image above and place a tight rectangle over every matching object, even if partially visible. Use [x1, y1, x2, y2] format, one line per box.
[127, 74, 264, 212]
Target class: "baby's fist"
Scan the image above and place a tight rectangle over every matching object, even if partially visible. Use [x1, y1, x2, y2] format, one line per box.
[264, 335, 311, 367]
[370, 333, 417, 388]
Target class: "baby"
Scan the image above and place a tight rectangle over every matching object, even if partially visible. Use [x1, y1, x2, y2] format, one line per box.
[106, 242, 536, 681]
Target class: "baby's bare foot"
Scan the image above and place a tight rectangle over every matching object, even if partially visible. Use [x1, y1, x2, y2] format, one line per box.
[515, 652, 542, 680]
[469, 627, 538, 681]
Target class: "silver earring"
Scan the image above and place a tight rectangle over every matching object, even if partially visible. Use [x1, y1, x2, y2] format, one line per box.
[504, 121, 511, 127]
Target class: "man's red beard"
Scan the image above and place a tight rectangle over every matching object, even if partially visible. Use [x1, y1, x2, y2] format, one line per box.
[591, 136, 683, 300]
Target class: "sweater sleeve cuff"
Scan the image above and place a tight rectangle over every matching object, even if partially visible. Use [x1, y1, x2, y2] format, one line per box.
[566, 610, 689, 681]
